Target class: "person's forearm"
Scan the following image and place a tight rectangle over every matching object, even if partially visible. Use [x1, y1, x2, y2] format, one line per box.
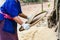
[19, 13, 27, 19]
[13, 16, 23, 25]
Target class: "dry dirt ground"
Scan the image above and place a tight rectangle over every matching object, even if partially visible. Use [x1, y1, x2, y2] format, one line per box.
[0, 0, 58, 40]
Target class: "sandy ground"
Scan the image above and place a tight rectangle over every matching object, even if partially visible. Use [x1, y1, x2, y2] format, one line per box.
[0, 0, 5, 7]
[17, 0, 58, 40]
[0, 0, 58, 40]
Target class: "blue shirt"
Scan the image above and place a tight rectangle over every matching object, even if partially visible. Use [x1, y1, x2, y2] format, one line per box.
[0, 0, 22, 34]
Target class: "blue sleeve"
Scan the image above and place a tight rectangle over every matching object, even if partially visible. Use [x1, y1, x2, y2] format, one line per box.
[1, 1, 22, 18]
[7, 1, 22, 18]
[7, 2, 19, 18]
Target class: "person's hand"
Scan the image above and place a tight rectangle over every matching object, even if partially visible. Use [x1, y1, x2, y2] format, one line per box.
[27, 14, 33, 20]
[21, 23, 30, 30]
[27, 14, 33, 23]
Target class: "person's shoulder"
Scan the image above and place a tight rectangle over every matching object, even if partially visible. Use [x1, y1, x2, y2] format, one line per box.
[6, 0, 16, 5]
[6, 0, 15, 3]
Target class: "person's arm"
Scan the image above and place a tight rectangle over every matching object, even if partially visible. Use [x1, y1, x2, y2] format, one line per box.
[19, 13, 27, 19]
[13, 16, 30, 30]
[13, 16, 23, 25]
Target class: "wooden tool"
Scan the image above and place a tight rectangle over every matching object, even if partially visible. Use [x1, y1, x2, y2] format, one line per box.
[19, 11, 47, 31]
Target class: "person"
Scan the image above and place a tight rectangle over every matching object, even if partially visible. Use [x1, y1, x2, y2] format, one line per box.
[0, 0, 31, 40]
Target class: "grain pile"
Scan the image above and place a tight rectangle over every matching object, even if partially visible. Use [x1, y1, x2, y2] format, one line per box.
[17, 17, 57, 40]
[17, 0, 57, 40]
[18, 26, 57, 40]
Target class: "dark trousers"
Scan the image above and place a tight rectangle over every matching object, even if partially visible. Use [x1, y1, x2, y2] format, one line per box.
[0, 20, 18, 40]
